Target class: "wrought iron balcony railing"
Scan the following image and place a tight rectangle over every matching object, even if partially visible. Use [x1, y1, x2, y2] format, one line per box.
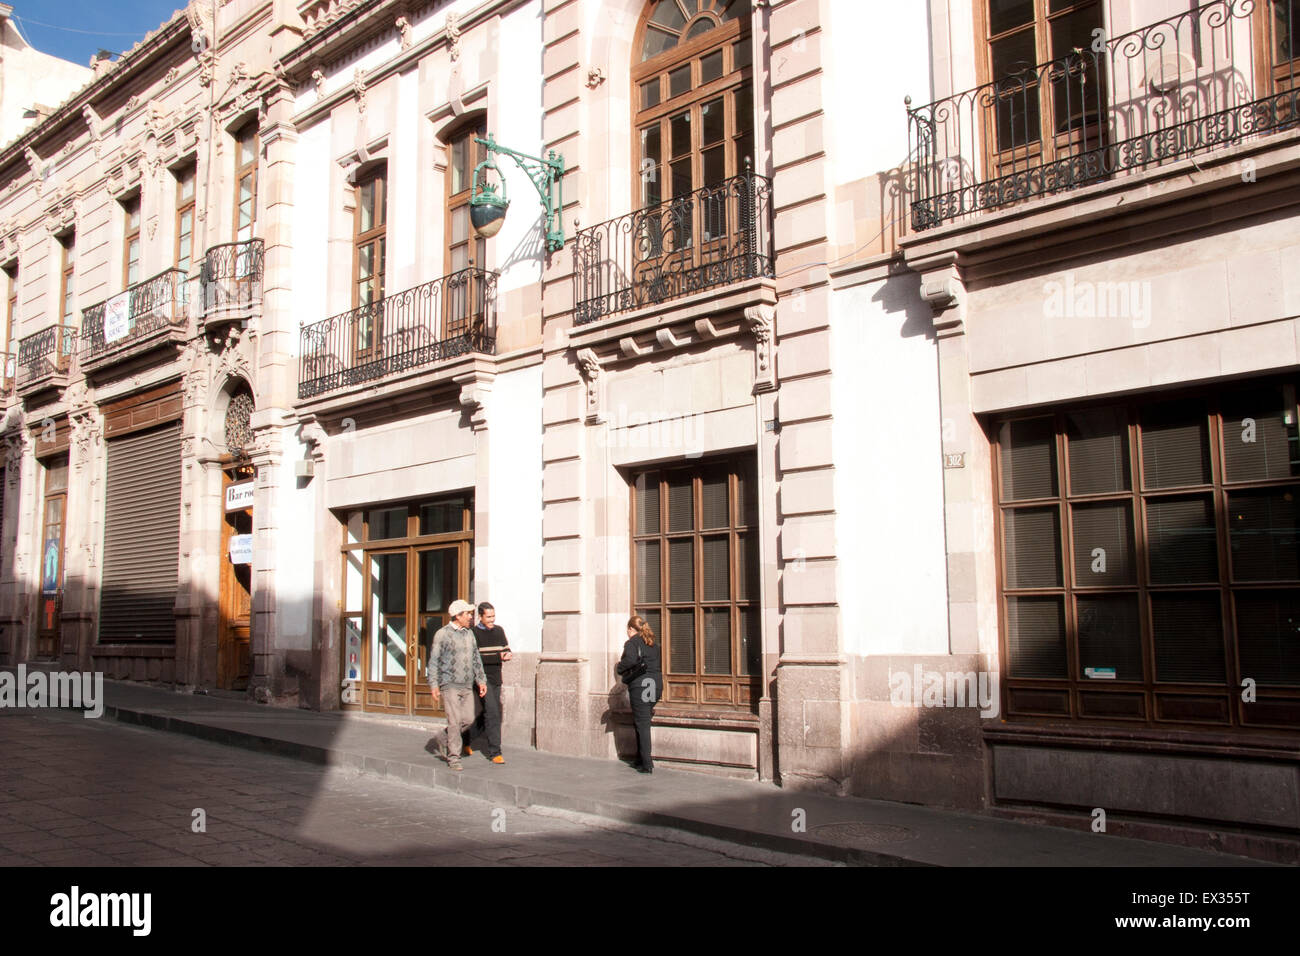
[16, 324, 77, 390]
[572, 165, 775, 326]
[297, 267, 498, 400]
[906, 0, 1300, 231]
[201, 238, 264, 316]
[80, 268, 189, 365]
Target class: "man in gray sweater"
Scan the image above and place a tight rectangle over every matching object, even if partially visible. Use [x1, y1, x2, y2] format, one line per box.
[428, 599, 487, 771]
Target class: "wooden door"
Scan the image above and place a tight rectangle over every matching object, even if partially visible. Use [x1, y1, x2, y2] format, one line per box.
[219, 470, 253, 690]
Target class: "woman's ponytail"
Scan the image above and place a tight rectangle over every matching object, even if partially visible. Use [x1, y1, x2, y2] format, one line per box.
[627, 615, 656, 647]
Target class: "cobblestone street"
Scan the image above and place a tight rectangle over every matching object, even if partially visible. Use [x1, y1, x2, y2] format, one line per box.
[0, 709, 830, 867]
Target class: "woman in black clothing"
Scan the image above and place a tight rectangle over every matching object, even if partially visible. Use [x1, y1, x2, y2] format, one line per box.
[617, 615, 663, 773]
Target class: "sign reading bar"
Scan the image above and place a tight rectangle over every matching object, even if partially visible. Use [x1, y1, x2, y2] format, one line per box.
[228, 534, 253, 565]
[103, 293, 131, 344]
[225, 479, 255, 512]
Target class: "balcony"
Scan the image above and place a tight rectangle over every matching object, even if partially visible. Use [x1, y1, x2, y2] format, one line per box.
[906, 0, 1300, 232]
[16, 324, 76, 398]
[80, 268, 190, 376]
[297, 267, 498, 401]
[572, 167, 775, 326]
[201, 238, 264, 326]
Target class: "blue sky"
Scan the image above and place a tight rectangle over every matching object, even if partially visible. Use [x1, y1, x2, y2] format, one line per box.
[13, 1, 188, 66]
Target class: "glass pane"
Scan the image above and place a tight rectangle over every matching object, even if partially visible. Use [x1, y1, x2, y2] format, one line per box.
[450, 244, 469, 272]
[668, 476, 693, 531]
[733, 37, 752, 70]
[369, 553, 407, 680]
[1229, 488, 1300, 581]
[701, 473, 728, 528]
[1006, 595, 1066, 678]
[736, 532, 758, 601]
[704, 607, 731, 674]
[367, 506, 407, 540]
[669, 65, 692, 98]
[734, 84, 753, 135]
[989, 0, 1035, 36]
[737, 464, 757, 525]
[999, 417, 1057, 500]
[701, 535, 729, 600]
[701, 97, 725, 145]
[1152, 593, 1225, 683]
[1221, 385, 1300, 482]
[650, 0, 687, 32]
[1066, 407, 1129, 494]
[700, 50, 724, 83]
[636, 473, 661, 534]
[669, 608, 696, 673]
[418, 549, 456, 614]
[640, 80, 661, 113]
[1141, 400, 1211, 489]
[643, 25, 679, 61]
[1071, 501, 1134, 586]
[1002, 507, 1062, 588]
[669, 537, 694, 601]
[641, 126, 663, 205]
[179, 167, 195, 201]
[685, 18, 716, 40]
[1077, 594, 1142, 681]
[419, 498, 466, 535]
[343, 617, 363, 683]
[345, 550, 363, 609]
[738, 606, 760, 676]
[1236, 589, 1300, 686]
[1277, 1, 1298, 63]
[357, 242, 374, 279]
[671, 159, 693, 202]
[636, 540, 662, 604]
[452, 204, 469, 245]
[238, 130, 256, 166]
[1146, 495, 1219, 584]
[637, 609, 662, 651]
[671, 111, 692, 161]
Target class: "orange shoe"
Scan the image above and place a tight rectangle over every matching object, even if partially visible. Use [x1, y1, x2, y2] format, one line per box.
[491, 755, 505, 764]
[464, 745, 474, 755]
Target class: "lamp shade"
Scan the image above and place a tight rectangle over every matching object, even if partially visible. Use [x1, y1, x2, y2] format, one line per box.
[470, 196, 509, 238]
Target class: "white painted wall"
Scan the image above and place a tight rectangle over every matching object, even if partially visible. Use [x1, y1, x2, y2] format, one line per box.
[831, 278, 949, 657]
[826, 0, 930, 183]
[289, 117, 330, 341]
[274, 424, 315, 651]
[485, 364, 543, 653]
[0, 17, 92, 150]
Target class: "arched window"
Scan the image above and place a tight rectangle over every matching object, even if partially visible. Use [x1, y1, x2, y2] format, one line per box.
[633, 0, 754, 207]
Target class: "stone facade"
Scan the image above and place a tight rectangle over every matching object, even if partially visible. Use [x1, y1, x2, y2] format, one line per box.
[1, 0, 1297, 860]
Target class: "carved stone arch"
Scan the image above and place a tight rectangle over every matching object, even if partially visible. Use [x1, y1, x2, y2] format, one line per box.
[210, 376, 258, 460]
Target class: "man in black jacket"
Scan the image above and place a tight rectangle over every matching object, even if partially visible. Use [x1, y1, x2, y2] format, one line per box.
[465, 601, 512, 763]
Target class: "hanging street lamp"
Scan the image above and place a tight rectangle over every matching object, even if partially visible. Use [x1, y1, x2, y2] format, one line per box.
[469, 134, 567, 252]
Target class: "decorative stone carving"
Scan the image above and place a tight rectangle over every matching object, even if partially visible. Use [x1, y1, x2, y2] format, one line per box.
[82, 105, 102, 157]
[311, 68, 326, 97]
[165, 66, 180, 85]
[743, 304, 776, 393]
[126, 95, 140, 113]
[576, 348, 604, 425]
[4, 429, 29, 487]
[446, 12, 462, 61]
[215, 326, 251, 383]
[396, 16, 412, 50]
[353, 68, 367, 113]
[458, 381, 491, 432]
[586, 67, 606, 88]
[69, 406, 103, 458]
[298, 418, 327, 462]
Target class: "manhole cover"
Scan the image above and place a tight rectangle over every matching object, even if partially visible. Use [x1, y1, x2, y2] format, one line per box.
[812, 822, 914, 847]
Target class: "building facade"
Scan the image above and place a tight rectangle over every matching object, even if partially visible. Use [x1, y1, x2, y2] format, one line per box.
[1, 0, 1297, 860]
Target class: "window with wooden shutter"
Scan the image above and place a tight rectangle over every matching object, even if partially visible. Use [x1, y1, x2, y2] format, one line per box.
[631, 456, 760, 711]
[994, 378, 1300, 729]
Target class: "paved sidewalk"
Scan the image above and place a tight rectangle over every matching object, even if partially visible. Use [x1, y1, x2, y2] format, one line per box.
[89, 679, 1265, 866]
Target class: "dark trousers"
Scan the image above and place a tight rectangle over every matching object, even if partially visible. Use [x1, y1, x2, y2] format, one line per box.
[463, 676, 503, 756]
[628, 675, 660, 769]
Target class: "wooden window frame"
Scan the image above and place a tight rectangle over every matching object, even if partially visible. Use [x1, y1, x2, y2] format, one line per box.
[3, 263, 16, 388]
[973, 0, 1104, 179]
[233, 122, 258, 243]
[444, 120, 487, 340]
[1265, 0, 1300, 92]
[122, 194, 141, 289]
[631, 456, 760, 713]
[174, 164, 196, 274]
[58, 232, 75, 327]
[993, 375, 1300, 732]
[352, 166, 387, 358]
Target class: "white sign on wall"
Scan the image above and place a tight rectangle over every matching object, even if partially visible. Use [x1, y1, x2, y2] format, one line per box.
[103, 293, 131, 343]
[225, 480, 255, 512]
[228, 534, 253, 565]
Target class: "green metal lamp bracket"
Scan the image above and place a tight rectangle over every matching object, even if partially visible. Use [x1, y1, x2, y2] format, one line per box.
[472, 134, 567, 252]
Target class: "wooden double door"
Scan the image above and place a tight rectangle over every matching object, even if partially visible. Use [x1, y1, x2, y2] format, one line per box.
[353, 541, 468, 716]
[219, 468, 253, 690]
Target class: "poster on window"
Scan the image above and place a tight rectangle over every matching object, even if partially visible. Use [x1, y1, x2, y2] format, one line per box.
[228, 534, 253, 564]
[103, 292, 131, 343]
[345, 619, 362, 682]
[42, 538, 60, 594]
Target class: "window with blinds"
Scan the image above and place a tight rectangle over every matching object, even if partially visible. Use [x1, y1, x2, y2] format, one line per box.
[995, 379, 1300, 729]
[631, 456, 760, 711]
